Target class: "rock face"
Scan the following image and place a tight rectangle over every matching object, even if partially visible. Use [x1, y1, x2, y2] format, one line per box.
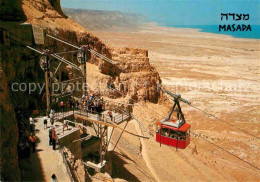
[92, 47, 161, 103]
[0, 63, 21, 181]
[48, 0, 66, 17]
[63, 147, 91, 182]
[110, 47, 161, 103]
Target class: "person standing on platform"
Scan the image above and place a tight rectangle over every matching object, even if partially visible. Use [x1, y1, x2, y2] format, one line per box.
[63, 119, 69, 134]
[29, 133, 36, 153]
[60, 101, 64, 112]
[69, 97, 73, 110]
[67, 99, 70, 111]
[43, 116, 48, 129]
[76, 100, 79, 110]
[108, 109, 113, 121]
[51, 174, 58, 182]
[49, 127, 53, 146]
[29, 117, 34, 132]
[52, 128, 56, 150]
[50, 113, 54, 125]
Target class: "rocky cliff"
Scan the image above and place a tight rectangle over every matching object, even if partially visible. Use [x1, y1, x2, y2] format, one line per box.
[0, 0, 35, 180]
[22, 0, 161, 103]
[0, 62, 21, 181]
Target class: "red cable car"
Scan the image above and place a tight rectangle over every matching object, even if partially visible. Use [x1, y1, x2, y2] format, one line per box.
[156, 88, 191, 149]
[156, 120, 191, 149]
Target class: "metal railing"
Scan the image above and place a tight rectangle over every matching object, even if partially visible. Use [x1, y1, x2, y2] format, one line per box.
[52, 103, 129, 125]
[76, 109, 105, 122]
[113, 112, 130, 124]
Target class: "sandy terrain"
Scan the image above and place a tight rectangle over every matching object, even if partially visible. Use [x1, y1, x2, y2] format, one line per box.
[91, 25, 260, 181]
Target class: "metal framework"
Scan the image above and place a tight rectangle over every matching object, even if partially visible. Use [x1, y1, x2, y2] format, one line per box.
[158, 86, 191, 125]
[26, 33, 149, 171]
[27, 46, 52, 115]
[46, 34, 116, 96]
[98, 124, 108, 165]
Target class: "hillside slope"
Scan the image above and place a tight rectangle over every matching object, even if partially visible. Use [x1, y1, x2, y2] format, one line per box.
[63, 8, 145, 32]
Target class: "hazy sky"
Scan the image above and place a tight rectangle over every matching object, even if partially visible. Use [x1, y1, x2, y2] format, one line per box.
[61, 0, 260, 25]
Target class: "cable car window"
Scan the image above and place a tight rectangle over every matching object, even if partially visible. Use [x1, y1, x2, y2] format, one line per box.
[169, 130, 178, 139]
[162, 128, 169, 137]
[178, 132, 186, 140]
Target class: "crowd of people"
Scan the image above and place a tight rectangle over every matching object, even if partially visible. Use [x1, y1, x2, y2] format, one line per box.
[59, 97, 79, 112]
[55, 93, 105, 115]
[81, 93, 104, 113]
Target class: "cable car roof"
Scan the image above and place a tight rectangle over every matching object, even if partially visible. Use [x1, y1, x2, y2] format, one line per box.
[156, 120, 191, 132]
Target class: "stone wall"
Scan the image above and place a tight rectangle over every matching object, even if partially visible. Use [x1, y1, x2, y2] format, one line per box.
[58, 129, 82, 159]
[63, 147, 91, 182]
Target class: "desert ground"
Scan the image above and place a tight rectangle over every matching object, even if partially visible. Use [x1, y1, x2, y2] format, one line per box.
[89, 25, 260, 181]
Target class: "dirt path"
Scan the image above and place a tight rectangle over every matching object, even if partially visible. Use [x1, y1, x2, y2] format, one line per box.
[33, 117, 70, 181]
[132, 120, 161, 182]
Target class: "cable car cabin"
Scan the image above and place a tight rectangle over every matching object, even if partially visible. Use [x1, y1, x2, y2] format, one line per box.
[156, 120, 191, 149]
[155, 87, 191, 149]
